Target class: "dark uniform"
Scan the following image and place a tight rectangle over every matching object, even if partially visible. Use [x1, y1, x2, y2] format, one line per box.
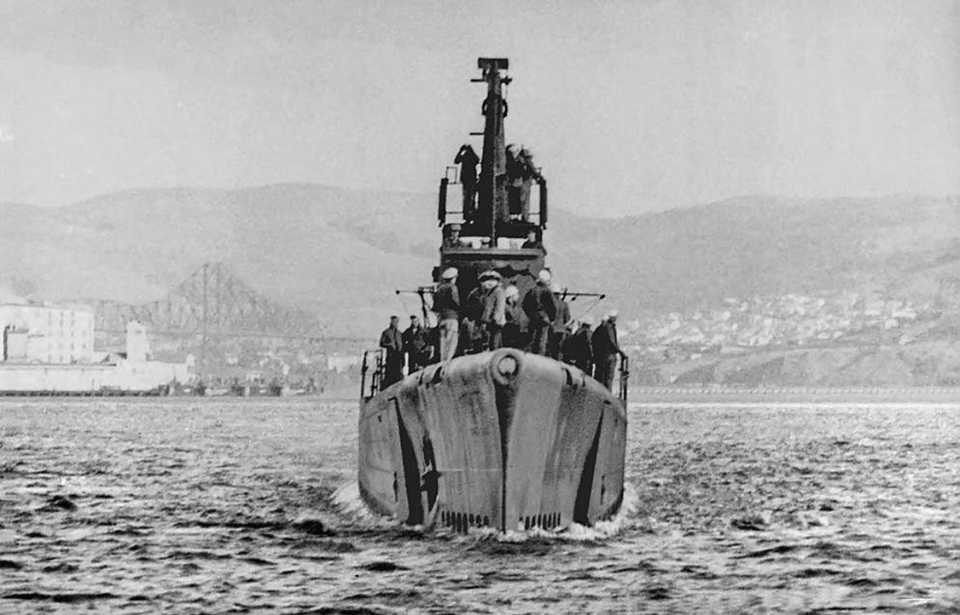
[402, 319, 431, 373]
[461, 286, 484, 354]
[549, 295, 571, 360]
[503, 294, 528, 349]
[522, 279, 557, 356]
[591, 318, 623, 390]
[563, 323, 594, 374]
[455, 144, 479, 223]
[478, 279, 506, 351]
[379, 320, 404, 387]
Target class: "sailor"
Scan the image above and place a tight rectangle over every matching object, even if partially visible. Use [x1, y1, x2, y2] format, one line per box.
[517, 147, 541, 221]
[454, 144, 480, 223]
[563, 316, 594, 374]
[548, 282, 571, 360]
[502, 285, 527, 349]
[505, 144, 524, 220]
[443, 223, 462, 248]
[592, 310, 626, 390]
[522, 269, 558, 356]
[432, 267, 461, 361]
[521, 230, 540, 249]
[477, 270, 506, 351]
[378, 315, 404, 386]
[403, 315, 431, 374]
[461, 279, 483, 354]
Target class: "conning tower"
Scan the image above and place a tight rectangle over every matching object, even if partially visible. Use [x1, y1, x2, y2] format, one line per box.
[436, 57, 549, 299]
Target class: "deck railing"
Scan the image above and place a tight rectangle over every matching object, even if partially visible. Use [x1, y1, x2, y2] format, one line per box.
[360, 348, 385, 400]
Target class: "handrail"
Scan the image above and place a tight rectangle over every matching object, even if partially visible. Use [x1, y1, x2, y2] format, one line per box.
[360, 348, 386, 400]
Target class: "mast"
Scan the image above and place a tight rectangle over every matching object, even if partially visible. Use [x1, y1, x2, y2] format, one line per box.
[475, 57, 510, 243]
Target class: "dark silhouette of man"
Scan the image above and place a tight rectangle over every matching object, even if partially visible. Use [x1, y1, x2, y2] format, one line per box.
[403, 315, 430, 374]
[548, 283, 571, 360]
[592, 311, 626, 390]
[442, 223, 462, 248]
[522, 269, 558, 356]
[564, 317, 595, 374]
[477, 270, 506, 351]
[455, 144, 479, 223]
[521, 230, 540, 249]
[379, 315, 404, 387]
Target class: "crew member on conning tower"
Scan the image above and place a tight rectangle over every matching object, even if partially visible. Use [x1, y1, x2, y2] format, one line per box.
[455, 144, 480, 224]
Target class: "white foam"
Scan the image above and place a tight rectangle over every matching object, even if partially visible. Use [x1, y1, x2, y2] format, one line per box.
[331, 480, 641, 540]
[490, 482, 641, 543]
[331, 481, 392, 528]
[557, 481, 641, 541]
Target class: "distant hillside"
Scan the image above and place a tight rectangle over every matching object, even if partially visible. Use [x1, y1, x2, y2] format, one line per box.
[2, 185, 959, 340]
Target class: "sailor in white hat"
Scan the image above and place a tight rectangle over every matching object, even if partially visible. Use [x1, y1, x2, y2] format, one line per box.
[476, 270, 506, 350]
[565, 313, 595, 373]
[434, 267, 460, 361]
[549, 282, 571, 359]
[526, 268, 557, 355]
[593, 308, 624, 390]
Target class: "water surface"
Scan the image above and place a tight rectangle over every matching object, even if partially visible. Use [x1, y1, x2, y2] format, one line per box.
[2, 398, 959, 613]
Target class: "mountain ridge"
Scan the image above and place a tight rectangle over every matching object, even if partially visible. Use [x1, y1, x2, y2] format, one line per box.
[3, 184, 959, 341]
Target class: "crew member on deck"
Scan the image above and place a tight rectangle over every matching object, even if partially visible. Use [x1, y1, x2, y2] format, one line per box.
[433, 268, 461, 362]
[462, 281, 484, 354]
[403, 315, 430, 374]
[592, 311, 626, 390]
[477, 270, 506, 351]
[503, 285, 527, 349]
[522, 269, 558, 356]
[548, 282, 571, 360]
[379, 315, 404, 386]
[564, 316, 594, 374]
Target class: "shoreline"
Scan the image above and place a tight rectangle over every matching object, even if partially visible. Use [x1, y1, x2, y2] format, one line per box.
[632, 385, 960, 403]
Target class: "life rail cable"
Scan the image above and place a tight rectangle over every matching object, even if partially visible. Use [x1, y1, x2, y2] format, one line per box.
[556, 290, 607, 325]
[395, 287, 438, 327]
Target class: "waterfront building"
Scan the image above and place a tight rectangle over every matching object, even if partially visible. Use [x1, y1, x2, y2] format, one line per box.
[0, 294, 191, 394]
[0, 301, 95, 364]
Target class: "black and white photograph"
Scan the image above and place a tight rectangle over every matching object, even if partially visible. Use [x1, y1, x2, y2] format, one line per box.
[1, 1, 959, 613]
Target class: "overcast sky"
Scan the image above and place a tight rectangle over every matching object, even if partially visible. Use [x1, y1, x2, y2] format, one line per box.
[1, 0, 958, 216]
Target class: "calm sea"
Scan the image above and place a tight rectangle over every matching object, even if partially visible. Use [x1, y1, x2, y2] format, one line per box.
[1, 397, 959, 614]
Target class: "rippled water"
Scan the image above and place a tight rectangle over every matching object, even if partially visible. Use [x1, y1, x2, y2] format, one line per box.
[2, 397, 959, 614]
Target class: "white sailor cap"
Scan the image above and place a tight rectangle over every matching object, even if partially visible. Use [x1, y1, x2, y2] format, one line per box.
[441, 267, 458, 280]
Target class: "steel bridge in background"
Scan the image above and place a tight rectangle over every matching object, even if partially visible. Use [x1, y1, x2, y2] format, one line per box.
[93, 263, 363, 373]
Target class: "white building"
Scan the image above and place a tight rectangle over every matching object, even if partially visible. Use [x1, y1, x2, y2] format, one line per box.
[0, 302, 95, 364]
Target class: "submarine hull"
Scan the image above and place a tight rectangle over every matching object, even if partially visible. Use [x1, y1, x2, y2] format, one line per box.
[357, 349, 627, 532]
